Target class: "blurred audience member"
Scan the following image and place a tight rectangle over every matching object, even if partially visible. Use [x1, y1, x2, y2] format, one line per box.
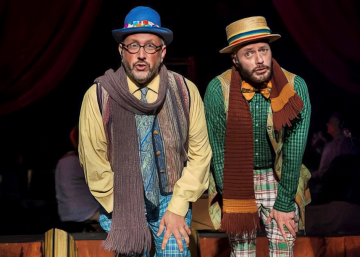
[311, 131, 329, 156]
[306, 113, 360, 235]
[303, 131, 329, 172]
[55, 126, 100, 230]
[312, 112, 360, 179]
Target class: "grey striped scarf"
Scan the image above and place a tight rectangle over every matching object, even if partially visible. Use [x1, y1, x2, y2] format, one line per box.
[94, 65, 190, 255]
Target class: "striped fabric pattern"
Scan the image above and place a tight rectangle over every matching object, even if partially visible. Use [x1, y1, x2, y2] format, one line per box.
[97, 70, 191, 194]
[157, 72, 191, 192]
[228, 28, 271, 45]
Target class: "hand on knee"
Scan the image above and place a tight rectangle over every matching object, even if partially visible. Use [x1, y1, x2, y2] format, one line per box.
[158, 210, 191, 252]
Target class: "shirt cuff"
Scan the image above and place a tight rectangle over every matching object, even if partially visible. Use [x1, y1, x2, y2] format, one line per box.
[166, 195, 189, 217]
[273, 185, 296, 213]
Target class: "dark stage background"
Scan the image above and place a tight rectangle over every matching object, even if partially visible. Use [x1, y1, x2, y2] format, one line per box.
[0, 0, 359, 235]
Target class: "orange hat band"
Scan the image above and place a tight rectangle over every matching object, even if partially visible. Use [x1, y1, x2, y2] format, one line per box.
[228, 28, 271, 45]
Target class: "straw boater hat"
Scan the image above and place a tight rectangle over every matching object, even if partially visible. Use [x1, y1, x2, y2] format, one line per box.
[220, 16, 280, 54]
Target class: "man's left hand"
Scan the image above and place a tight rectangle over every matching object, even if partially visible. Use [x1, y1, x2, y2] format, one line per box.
[266, 209, 298, 240]
[157, 210, 191, 252]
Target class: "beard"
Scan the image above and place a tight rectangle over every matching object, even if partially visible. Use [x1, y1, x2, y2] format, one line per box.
[238, 60, 273, 85]
[122, 57, 161, 85]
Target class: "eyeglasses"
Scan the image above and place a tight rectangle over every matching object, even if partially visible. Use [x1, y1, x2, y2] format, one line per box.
[121, 42, 163, 54]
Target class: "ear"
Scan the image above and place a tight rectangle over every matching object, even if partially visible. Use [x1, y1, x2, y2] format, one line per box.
[160, 45, 167, 63]
[231, 53, 239, 68]
[118, 44, 123, 57]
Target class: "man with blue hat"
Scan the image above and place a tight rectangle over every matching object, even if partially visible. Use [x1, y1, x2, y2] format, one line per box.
[78, 6, 211, 257]
[204, 16, 311, 256]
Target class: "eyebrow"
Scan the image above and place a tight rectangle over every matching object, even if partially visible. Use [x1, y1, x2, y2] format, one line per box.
[126, 39, 159, 45]
[124, 39, 139, 44]
[144, 40, 157, 44]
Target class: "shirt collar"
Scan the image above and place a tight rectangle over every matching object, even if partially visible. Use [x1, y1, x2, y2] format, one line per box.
[128, 73, 160, 95]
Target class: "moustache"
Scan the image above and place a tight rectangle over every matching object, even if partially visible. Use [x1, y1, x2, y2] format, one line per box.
[252, 65, 270, 73]
[132, 61, 150, 68]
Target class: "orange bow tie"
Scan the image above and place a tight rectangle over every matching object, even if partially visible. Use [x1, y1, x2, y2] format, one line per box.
[241, 81, 272, 101]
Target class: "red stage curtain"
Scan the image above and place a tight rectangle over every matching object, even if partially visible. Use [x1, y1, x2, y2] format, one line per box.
[0, 0, 103, 115]
[272, 0, 360, 94]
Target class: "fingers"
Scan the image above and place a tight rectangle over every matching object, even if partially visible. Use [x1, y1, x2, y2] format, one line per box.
[161, 227, 190, 252]
[184, 224, 191, 236]
[173, 230, 184, 252]
[290, 219, 298, 233]
[157, 218, 165, 237]
[267, 210, 274, 224]
[161, 230, 171, 250]
[277, 220, 288, 241]
[158, 212, 190, 253]
[284, 219, 296, 238]
[179, 227, 190, 247]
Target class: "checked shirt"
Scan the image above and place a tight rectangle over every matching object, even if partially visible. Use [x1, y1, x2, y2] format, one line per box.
[204, 74, 311, 213]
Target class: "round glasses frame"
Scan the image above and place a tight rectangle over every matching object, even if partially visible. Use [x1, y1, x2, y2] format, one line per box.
[121, 43, 163, 54]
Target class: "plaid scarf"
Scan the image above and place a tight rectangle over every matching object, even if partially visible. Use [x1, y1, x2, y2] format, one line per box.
[222, 59, 303, 237]
[94, 65, 190, 255]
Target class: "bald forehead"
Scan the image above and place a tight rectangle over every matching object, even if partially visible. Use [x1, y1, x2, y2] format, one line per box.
[123, 33, 163, 44]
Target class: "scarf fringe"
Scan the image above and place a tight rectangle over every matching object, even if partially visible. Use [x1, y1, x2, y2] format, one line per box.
[273, 93, 303, 131]
[102, 227, 152, 255]
[221, 212, 260, 237]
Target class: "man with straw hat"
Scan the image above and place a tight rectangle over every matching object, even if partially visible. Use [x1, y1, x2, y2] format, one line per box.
[204, 16, 311, 256]
[78, 6, 211, 256]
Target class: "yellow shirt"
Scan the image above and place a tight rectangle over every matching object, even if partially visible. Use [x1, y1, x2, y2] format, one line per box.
[78, 73, 212, 217]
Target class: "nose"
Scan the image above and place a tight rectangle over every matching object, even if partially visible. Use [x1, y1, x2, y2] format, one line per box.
[255, 51, 264, 64]
[137, 46, 146, 60]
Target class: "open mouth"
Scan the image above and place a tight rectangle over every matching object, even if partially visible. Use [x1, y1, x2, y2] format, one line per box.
[135, 63, 149, 71]
[254, 67, 268, 74]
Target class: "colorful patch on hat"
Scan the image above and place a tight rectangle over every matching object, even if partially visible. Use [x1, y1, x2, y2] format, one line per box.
[124, 20, 159, 28]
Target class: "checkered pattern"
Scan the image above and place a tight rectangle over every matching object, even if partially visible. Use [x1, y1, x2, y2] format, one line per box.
[249, 93, 274, 168]
[230, 168, 299, 257]
[204, 78, 227, 194]
[99, 194, 192, 257]
[273, 76, 311, 212]
[148, 194, 192, 256]
[204, 75, 311, 212]
[230, 234, 257, 257]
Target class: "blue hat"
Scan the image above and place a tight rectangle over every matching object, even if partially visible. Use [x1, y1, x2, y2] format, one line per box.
[112, 6, 173, 45]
